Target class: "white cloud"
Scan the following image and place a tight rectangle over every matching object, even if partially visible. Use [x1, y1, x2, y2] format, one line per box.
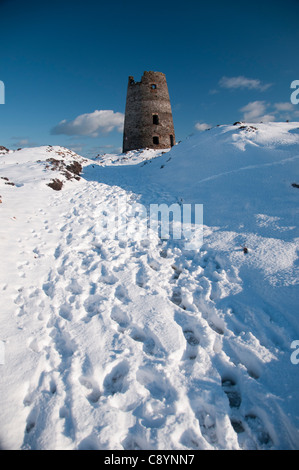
[219, 76, 272, 91]
[51, 110, 124, 137]
[11, 137, 37, 148]
[240, 101, 276, 122]
[274, 102, 294, 112]
[240, 100, 299, 123]
[16, 139, 31, 146]
[195, 122, 211, 131]
[68, 143, 85, 154]
[208, 89, 219, 95]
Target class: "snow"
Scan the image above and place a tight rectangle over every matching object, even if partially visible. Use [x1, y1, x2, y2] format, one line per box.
[0, 122, 299, 450]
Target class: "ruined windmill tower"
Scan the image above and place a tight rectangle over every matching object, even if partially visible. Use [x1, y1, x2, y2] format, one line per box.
[122, 71, 175, 153]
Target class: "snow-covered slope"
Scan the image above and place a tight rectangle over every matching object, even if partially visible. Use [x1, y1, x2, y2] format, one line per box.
[0, 123, 299, 450]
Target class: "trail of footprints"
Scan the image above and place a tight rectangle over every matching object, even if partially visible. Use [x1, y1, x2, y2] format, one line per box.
[167, 246, 273, 449]
[22, 239, 272, 449]
[16, 192, 273, 450]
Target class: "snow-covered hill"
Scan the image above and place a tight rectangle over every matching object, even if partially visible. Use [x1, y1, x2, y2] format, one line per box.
[0, 122, 299, 450]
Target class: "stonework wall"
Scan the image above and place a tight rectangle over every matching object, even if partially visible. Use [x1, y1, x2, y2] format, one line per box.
[123, 71, 175, 153]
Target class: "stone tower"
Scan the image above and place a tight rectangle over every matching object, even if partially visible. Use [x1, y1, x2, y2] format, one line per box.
[122, 71, 175, 153]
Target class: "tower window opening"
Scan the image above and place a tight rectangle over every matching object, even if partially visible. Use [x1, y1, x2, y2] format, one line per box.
[151, 84, 157, 89]
[153, 136, 159, 145]
[170, 134, 174, 147]
[153, 114, 159, 125]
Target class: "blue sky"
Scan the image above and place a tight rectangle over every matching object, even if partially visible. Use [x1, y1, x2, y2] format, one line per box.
[1, 0, 299, 156]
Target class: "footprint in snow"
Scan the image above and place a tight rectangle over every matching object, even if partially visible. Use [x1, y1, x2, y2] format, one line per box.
[42, 281, 55, 299]
[83, 294, 106, 322]
[244, 413, 273, 448]
[148, 259, 160, 271]
[170, 264, 182, 282]
[66, 279, 83, 295]
[54, 245, 63, 259]
[135, 264, 149, 288]
[221, 376, 242, 409]
[79, 376, 101, 405]
[183, 329, 200, 346]
[66, 232, 73, 246]
[114, 284, 131, 304]
[171, 288, 183, 307]
[59, 303, 73, 321]
[100, 264, 118, 285]
[25, 407, 38, 435]
[103, 360, 130, 396]
[195, 410, 218, 447]
[221, 376, 249, 440]
[111, 305, 130, 329]
[136, 367, 177, 404]
[159, 249, 168, 258]
[129, 326, 158, 356]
